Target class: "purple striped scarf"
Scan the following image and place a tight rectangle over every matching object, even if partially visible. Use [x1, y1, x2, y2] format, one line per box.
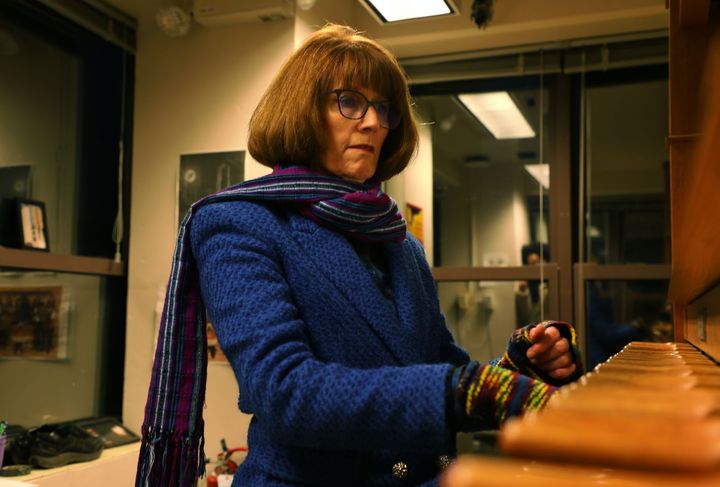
[136, 165, 406, 487]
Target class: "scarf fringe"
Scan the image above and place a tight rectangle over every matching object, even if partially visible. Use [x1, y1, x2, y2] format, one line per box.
[136, 426, 206, 487]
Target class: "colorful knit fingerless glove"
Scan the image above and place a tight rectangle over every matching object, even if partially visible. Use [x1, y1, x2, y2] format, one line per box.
[450, 361, 557, 431]
[494, 320, 584, 386]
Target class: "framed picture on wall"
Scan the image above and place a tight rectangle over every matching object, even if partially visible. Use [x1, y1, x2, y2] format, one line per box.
[16, 198, 50, 251]
[177, 151, 245, 227]
[0, 286, 67, 360]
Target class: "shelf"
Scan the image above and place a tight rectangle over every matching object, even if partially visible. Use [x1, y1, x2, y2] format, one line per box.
[0, 247, 125, 276]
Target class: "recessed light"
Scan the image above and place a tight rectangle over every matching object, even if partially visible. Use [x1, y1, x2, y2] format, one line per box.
[360, 0, 457, 23]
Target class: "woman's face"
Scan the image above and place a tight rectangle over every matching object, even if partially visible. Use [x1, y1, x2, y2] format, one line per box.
[321, 86, 389, 183]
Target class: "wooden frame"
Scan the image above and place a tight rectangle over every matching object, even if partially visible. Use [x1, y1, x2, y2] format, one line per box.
[432, 264, 560, 320]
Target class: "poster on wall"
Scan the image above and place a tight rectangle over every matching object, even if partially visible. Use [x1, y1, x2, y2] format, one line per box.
[405, 203, 424, 245]
[177, 151, 245, 227]
[0, 286, 67, 360]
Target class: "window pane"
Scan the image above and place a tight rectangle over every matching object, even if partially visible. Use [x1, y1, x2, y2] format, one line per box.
[0, 1, 129, 258]
[585, 279, 672, 369]
[0, 271, 124, 427]
[0, 17, 79, 255]
[438, 280, 551, 363]
[414, 82, 551, 268]
[584, 76, 669, 264]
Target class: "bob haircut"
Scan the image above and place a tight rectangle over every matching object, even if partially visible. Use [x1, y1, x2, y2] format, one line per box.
[248, 24, 419, 182]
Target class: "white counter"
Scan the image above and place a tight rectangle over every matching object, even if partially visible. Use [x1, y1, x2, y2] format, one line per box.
[11, 442, 140, 487]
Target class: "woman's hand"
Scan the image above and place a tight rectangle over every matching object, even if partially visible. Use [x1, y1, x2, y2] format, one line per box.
[526, 323, 577, 380]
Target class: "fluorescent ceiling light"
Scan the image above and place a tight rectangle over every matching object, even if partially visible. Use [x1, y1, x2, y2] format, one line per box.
[524, 164, 550, 189]
[457, 92, 535, 139]
[361, 0, 454, 23]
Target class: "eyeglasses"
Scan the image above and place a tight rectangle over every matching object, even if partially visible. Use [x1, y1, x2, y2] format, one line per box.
[329, 89, 401, 130]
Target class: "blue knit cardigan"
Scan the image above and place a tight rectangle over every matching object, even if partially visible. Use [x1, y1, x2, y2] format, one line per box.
[190, 199, 470, 486]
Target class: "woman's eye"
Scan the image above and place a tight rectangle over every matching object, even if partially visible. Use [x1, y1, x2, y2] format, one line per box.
[375, 103, 390, 116]
[339, 95, 359, 109]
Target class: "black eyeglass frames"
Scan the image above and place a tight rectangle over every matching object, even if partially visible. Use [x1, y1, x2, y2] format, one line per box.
[329, 89, 401, 130]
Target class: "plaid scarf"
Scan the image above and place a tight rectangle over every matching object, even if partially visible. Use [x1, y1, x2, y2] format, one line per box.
[135, 166, 406, 487]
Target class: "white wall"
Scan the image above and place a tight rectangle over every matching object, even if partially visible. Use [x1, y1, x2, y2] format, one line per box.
[123, 18, 294, 453]
[386, 122, 435, 265]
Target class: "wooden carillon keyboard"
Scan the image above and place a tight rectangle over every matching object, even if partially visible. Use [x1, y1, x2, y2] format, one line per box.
[442, 342, 720, 487]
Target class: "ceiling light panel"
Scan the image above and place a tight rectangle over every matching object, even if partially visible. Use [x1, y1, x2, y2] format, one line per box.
[457, 92, 536, 140]
[361, 0, 455, 23]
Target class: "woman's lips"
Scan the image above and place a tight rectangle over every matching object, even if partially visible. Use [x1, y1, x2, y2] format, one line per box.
[349, 144, 374, 153]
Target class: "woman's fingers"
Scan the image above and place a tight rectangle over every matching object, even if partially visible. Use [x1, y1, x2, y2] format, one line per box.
[527, 326, 560, 359]
[547, 363, 576, 379]
[535, 349, 573, 371]
[528, 332, 571, 369]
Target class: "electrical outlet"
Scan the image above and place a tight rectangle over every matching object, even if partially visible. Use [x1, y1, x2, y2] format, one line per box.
[697, 309, 707, 341]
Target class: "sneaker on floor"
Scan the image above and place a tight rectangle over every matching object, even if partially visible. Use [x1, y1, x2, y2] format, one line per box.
[5, 424, 31, 466]
[25, 424, 104, 469]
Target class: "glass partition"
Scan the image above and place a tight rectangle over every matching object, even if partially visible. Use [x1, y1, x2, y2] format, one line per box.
[0, 16, 80, 255]
[415, 82, 551, 271]
[414, 74, 557, 361]
[575, 67, 671, 366]
[414, 60, 670, 361]
[0, 0, 131, 430]
[0, 270, 125, 427]
[583, 73, 669, 265]
[0, 0, 131, 259]
[585, 279, 671, 369]
[437, 280, 552, 364]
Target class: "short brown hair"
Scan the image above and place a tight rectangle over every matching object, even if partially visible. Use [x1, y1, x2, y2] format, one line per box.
[247, 24, 418, 182]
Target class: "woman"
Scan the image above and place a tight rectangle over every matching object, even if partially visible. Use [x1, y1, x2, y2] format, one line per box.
[137, 24, 581, 487]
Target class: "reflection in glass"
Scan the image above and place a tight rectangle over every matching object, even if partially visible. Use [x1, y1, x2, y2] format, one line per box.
[438, 280, 551, 363]
[0, 18, 79, 255]
[0, 2, 131, 259]
[415, 84, 550, 269]
[584, 78, 669, 264]
[585, 279, 672, 369]
[0, 270, 120, 428]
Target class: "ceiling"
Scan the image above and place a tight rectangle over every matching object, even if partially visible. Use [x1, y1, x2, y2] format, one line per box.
[100, 0, 668, 59]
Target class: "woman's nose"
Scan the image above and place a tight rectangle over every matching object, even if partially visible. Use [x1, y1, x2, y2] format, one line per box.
[359, 105, 381, 131]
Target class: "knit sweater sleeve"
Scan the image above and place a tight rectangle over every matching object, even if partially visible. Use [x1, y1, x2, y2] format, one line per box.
[190, 202, 454, 453]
